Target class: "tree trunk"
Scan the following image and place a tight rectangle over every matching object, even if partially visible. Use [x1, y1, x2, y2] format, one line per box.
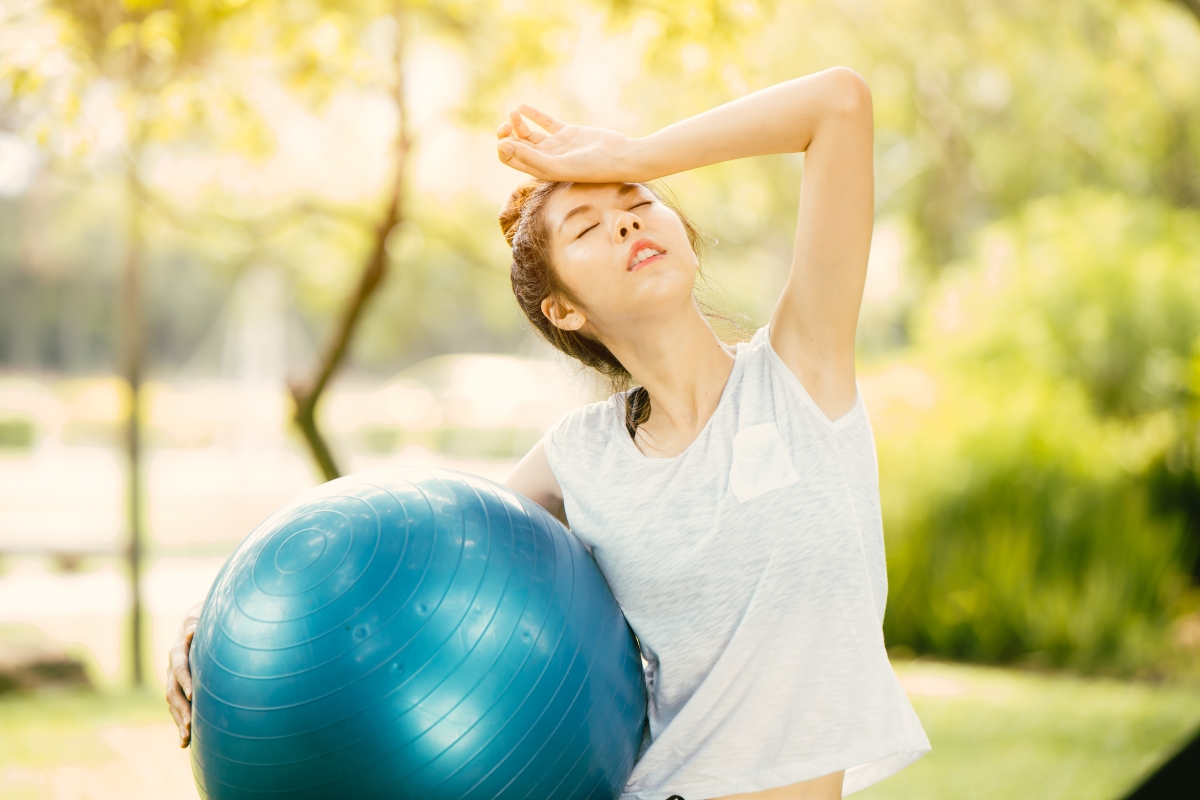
[123, 160, 146, 687]
[290, 7, 412, 482]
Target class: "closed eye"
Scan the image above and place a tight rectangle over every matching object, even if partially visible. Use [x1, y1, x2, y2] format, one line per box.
[574, 201, 652, 240]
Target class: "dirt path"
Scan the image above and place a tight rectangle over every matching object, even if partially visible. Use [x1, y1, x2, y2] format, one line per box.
[2, 723, 197, 800]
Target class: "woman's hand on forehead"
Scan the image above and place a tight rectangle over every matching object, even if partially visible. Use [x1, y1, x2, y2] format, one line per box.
[496, 105, 642, 183]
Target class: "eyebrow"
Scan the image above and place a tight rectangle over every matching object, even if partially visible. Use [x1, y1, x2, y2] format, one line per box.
[557, 184, 640, 234]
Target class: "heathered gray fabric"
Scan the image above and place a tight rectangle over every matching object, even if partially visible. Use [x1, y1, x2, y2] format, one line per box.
[543, 326, 930, 800]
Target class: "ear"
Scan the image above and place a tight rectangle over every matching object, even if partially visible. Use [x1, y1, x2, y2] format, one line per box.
[541, 295, 586, 332]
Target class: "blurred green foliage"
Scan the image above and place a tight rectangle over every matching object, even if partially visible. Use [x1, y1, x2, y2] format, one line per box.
[4, 0, 1198, 368]
[879, 192, 1200, 673]
[0, 417, 37, 450]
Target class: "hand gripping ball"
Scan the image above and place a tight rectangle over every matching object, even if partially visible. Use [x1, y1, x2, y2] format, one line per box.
[189, 468, 647, 800]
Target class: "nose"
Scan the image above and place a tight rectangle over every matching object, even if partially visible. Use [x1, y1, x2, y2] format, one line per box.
[614, 212, 642, 241]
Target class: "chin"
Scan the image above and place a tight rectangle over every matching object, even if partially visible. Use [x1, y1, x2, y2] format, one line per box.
[626, 262, 696, 308]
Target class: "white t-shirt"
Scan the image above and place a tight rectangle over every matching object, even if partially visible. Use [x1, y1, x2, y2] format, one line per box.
[543, 325, 930, 800]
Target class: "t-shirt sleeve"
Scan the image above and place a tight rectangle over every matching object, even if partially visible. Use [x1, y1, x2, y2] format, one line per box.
[537, 396, 622, 552]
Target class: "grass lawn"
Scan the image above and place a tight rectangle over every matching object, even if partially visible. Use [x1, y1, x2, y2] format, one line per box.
[0, 688, 193, 799]
[0, 660, 1198, 799]
[861, 659, 1200, 800]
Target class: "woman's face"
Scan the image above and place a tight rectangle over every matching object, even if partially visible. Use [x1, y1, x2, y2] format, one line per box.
[540, 182, 697, 338]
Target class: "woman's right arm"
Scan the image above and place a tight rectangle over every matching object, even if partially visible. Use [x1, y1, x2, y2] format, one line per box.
[504, 436, 567, 527]
[166, 600, 204, 747]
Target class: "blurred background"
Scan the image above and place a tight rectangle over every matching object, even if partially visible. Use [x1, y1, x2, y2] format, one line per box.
[1, 0, 1199, 797]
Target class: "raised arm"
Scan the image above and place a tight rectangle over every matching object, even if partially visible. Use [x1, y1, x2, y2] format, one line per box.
[498, 67, 874, 420]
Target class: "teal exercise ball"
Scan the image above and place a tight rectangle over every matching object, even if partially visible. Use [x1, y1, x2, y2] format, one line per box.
[189, 467, 647, 800]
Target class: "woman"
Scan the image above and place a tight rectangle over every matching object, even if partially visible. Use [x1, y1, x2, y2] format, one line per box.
[167, 67, 930, 799]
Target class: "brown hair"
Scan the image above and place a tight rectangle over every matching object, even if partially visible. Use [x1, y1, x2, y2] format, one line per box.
[500, 180, 724, 439]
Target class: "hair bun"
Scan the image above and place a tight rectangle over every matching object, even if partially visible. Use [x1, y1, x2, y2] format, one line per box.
[499, 181, 543, 246]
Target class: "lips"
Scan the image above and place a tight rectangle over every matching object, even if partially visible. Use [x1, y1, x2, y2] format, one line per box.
[627, 238, 666, 272]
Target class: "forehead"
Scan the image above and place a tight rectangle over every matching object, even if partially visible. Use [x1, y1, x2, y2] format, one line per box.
[544, 182, 646, 221]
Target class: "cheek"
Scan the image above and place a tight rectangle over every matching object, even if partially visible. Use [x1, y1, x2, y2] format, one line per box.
[555, 245, 615, 305]
[650, 212, 693, 255]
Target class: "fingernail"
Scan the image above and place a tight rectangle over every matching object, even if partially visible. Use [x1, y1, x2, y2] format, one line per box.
[184, 687, 191, 701]
[499, 142, 514, 156]
[181, 725, 188, 739]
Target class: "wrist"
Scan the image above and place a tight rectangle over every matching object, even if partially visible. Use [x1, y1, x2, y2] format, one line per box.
[620, 134, 669, 183]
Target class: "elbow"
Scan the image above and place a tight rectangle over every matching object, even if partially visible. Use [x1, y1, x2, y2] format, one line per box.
[823, 66, 872, 119]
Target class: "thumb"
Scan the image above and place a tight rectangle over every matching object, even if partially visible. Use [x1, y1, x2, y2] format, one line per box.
[497, 139, 560, 180]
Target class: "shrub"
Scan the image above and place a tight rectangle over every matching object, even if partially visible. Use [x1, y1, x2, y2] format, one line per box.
[877, 192, 1200, 674]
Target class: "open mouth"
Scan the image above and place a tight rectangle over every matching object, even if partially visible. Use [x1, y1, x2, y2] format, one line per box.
[627, 239, 666, 272]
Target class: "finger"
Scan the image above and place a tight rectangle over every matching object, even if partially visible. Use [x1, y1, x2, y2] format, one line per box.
[167, 682, 183, 728]
[507, 111, 548, 144]
[498, 140, 542, 178]
[496, 121, 512, 139]
[516, 104, 565, 134]
[509, 109, 534, 142]
[170, 644, 193, 701]
[165, 676, 191, 746]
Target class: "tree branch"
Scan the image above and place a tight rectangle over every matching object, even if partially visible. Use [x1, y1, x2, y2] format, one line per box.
[129, 172, 374, 241]
[1178, 0, 1200, 24]
[289, 6, 413, 482]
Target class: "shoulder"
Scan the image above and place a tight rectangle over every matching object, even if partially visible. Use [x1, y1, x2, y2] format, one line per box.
[728, 324, 787, 404]
[733, 324, 779, 382]
[545, 392, 628, 453]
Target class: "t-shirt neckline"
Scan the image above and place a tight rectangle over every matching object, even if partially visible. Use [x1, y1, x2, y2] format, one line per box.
[612, 342, 748, 464]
